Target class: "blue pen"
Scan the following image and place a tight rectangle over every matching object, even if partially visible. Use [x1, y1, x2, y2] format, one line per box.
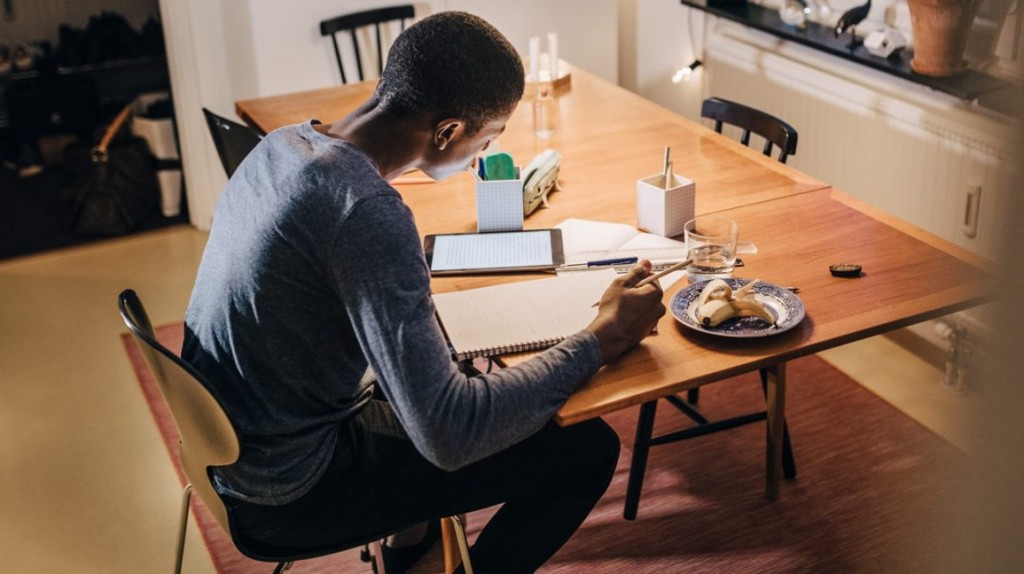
[477, 158, 487, 180]
[587, 257, 638, 267]
[557, 256, 639, 272]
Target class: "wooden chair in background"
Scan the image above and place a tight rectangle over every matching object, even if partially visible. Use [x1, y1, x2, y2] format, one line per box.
[624, 98, 799, 520]
[701, 96, 799, 164]
[319, 5, 416, 84]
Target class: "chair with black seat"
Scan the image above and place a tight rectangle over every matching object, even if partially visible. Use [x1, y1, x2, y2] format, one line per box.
[319, 5, 415, 84]
[118, 289, 473, 574]
[701, 96, 798, 164]
[201, 108, 262, 178]
[623, 98, 799, 520]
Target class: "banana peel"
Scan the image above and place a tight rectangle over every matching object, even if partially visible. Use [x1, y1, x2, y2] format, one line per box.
[695, 278, 776, 327]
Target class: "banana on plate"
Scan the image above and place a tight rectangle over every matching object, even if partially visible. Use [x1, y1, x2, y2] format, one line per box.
[695, 278, 776, 328]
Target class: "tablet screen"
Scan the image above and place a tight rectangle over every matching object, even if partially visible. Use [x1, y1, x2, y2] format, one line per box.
[425, 229, 564, 275]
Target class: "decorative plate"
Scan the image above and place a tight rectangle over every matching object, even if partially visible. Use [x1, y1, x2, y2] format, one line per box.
[670, 278, 806, 338]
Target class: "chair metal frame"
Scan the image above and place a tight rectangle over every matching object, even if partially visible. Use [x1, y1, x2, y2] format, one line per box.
[319, 5, 415, 84]
[118, 289, 473, 573]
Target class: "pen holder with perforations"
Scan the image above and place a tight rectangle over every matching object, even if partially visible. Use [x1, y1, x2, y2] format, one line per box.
[476, 167, 524, 232]
[636, 173, 695, 238]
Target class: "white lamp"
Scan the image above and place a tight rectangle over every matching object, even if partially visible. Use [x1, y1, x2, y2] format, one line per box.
[671, 60, 703, 83]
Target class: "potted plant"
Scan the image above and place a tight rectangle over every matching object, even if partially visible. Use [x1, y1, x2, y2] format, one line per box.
[906, 0, 982, 76]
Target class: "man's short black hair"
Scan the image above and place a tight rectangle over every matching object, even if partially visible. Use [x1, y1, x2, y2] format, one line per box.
[377, 11, 525, 133]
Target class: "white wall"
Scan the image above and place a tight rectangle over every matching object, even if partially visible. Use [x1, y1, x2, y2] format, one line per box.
[620, 0, 706, 121]
[445, 0, 618, 84]
[221, 0, 617, 101]
[166, 0, 618, 228]
[160, 0, 235, 230]
[226, 0, 441, 99]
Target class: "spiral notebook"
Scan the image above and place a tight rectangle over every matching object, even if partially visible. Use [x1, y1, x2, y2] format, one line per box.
[433, 269, 617, 360]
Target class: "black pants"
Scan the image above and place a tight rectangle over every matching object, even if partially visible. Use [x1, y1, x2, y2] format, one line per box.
[226, 401, 621, 573]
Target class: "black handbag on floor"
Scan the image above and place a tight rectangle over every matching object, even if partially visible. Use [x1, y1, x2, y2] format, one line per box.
[65, 104, 160, 235]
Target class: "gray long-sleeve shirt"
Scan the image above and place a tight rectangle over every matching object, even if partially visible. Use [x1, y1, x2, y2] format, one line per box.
[182, 121, 602, 505]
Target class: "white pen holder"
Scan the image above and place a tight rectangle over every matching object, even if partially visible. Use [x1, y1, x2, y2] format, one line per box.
[636, 173, 695, 237]
[476, 167, 524, 232]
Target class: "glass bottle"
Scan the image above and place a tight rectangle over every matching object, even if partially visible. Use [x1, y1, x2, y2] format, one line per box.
[532, 86, 558, 139]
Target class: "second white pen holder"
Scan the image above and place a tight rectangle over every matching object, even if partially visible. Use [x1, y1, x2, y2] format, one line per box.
[636, 173, 696, 237]
[476, 167, 524, 232]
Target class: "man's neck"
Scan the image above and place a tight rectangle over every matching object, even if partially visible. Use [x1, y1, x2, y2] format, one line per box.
[322, 98, 429, 182]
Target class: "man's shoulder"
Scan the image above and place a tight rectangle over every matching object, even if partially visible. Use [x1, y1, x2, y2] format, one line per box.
[251, 123, 394, 199]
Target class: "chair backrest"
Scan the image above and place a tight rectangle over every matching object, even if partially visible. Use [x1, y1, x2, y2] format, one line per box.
[202, 108, 263, 178]
[118, 289, 240, 534]
[700, 97, 798, 164]
[319, 5, 415, 84]
[118, 290, 424, 565]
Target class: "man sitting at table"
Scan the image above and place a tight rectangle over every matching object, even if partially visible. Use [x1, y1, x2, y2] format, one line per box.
[182, 11, 665, 574]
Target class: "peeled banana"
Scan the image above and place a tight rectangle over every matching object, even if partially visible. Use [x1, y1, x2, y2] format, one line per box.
[696, 278, 733, 307]
[695, 278, 776, 328]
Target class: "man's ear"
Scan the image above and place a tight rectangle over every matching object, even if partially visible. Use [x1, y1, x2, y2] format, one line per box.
[433, 118, 464, 151]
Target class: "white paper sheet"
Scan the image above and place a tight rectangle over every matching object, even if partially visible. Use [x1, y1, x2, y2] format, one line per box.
[555, 218, 688, 265]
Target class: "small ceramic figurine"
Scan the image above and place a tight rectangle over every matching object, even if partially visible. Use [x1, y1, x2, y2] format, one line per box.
[835, 0, 872, 49]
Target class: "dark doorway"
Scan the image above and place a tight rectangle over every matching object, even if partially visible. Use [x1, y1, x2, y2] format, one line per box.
[0, 3, 187, 261]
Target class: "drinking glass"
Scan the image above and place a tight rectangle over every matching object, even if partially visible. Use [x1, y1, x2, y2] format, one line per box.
[684, 215, 739, 281]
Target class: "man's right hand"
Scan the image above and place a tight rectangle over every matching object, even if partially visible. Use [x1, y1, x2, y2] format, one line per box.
[586, 260, 667, 363]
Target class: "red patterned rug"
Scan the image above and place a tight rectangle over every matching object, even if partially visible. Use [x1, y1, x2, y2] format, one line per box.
[123, 324, 966, 573]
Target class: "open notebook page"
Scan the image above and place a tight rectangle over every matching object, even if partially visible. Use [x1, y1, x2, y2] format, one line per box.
[432, 269, 617, 360]
[556, 218, 688, 265]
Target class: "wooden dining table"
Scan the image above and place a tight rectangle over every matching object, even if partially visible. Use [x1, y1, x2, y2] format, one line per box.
[236, 66, 991, 510]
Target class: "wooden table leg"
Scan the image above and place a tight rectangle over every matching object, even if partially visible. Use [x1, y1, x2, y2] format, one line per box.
[764, 362, 787, 500]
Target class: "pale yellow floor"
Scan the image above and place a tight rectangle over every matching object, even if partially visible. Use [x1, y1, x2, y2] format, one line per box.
[0, 226, 970, 572]
[818, 338, 980, 454]
[0, 226, 216, 574]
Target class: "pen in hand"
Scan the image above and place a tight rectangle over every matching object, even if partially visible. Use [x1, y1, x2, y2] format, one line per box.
[591, 259, 692, 307]
[560, 256, 639, 271]
[636, 259, 691, 287]
[588, 256, 638, 267]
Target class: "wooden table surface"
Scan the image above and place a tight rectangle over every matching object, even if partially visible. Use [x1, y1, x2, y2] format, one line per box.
[556, 187, 989, 424]
[236, 67, 992, 500]
[236, 66, 828, 231]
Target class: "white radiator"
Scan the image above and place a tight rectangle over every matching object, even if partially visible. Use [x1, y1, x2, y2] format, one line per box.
[700, 21, 1017, 391]
[703, 21, 1018, 261]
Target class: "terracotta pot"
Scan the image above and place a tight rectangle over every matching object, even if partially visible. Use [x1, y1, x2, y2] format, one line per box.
[907, 0, 981, 76]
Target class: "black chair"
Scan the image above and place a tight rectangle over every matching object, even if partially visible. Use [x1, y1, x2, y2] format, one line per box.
[201, 108, 262, 178]
[319, 5, 415, 84]
[701, 97, 799, 164]
[623, 99, 800, 520]
[118, 289, 473, 573]
[690, 98, 799, 415]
